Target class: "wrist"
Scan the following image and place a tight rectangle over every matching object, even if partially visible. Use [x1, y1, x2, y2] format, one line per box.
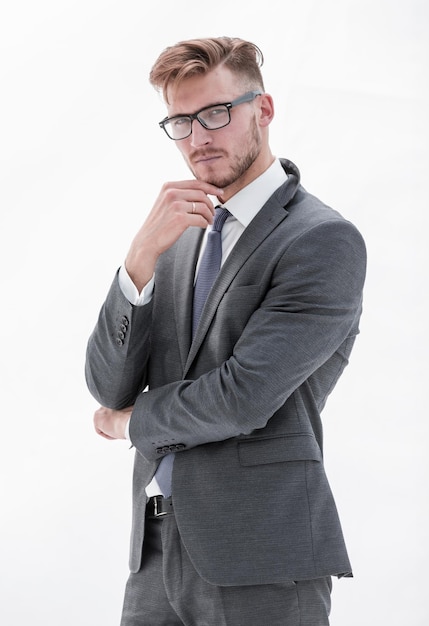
[125, 251, 157, 293]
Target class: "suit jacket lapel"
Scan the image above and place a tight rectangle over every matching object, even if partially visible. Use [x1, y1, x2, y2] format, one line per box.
[173, 226, 204, 371]
[184, 196, 290, 375]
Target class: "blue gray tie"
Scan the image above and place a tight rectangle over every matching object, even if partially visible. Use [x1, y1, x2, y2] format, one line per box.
[151, 206, 230, 498]
[192, 206, 230, 336]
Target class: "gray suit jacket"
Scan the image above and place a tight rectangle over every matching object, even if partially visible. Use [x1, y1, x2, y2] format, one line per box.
[86, 159, 366, 586]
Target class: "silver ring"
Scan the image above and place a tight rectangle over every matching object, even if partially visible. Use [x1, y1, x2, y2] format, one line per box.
[192, 201, 196, 214]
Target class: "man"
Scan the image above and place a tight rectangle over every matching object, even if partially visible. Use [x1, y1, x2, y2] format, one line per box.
[86, 37, 366, 625]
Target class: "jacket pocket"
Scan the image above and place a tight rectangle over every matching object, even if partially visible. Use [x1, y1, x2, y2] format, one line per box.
[238, 434, 322, 467]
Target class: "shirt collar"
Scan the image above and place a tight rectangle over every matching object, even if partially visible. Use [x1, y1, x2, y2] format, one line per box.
[209, 158, 288, 228]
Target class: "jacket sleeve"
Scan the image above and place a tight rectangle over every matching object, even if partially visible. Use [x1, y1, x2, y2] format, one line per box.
[85, 270, 153, 409]
[128, 218, 367, 460]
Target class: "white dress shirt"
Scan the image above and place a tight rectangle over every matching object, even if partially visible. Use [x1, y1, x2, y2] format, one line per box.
[119, 158, 287, 496]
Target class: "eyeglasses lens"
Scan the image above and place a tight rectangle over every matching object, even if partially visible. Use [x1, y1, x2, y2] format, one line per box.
[164, 104, 230, 140]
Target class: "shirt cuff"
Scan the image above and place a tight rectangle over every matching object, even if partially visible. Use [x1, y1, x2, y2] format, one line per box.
[124, 417, 131, 441]
[118, 265, 155, 305]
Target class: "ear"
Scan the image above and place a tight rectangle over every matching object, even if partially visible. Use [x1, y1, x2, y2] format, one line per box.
[258, 93, 275, 127]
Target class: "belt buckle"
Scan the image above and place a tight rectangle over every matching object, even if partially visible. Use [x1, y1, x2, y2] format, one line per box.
[153, 496, 168, 517]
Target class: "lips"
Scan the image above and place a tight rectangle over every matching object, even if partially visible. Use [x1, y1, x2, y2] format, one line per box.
[191, 151, 223, 165]
[198, 156, 219, 163]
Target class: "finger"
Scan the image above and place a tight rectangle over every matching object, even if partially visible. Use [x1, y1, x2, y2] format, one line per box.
[164, 187, 217, 213]
[164, 179, 224, 197]
[95, 427, 115, 440]
[187, 200, 215, 225]
[185, 188, 220, 218]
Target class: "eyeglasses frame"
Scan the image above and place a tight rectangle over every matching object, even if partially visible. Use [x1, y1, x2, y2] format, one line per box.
[158, 90, 263, 140]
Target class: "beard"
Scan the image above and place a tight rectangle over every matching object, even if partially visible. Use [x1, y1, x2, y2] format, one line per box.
[189, 115, 262, 189]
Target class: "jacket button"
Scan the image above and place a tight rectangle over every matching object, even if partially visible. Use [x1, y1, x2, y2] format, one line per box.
[156, 446, 170, 455]
[115, 337, 124, 346]
[121, 316, 129, 326]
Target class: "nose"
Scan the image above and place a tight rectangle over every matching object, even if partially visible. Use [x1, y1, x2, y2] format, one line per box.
[190, 119, 212, 148]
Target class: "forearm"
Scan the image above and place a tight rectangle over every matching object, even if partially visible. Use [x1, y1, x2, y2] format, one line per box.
[130, 305, 361, 459]
[86, 179, 222, 409]
[130, 220, 366, 460]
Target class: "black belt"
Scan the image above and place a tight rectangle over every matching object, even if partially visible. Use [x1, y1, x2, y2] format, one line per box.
[146, 495, 174, 518]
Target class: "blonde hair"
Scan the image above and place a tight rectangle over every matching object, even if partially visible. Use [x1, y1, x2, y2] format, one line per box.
[149, 36, 264, 102]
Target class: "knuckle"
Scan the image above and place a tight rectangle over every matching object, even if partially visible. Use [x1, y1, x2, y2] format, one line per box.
[161, 181, 175, 192]
[163, 187, 177, 203]
[170, 199, 184, 213]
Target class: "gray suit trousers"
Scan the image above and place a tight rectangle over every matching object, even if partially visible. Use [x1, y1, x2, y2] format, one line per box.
[120, 512, 332, 626]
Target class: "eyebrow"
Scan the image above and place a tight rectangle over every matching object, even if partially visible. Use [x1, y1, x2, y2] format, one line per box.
[165, 99, 232, 120]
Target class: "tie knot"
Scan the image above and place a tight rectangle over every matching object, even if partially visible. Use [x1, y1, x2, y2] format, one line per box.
[213, 206, 230, 232]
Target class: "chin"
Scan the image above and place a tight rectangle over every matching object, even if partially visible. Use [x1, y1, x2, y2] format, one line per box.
[190, 160, 223, 185]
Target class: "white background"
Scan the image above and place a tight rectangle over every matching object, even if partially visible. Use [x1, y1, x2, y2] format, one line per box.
[1, 1, 428, 624]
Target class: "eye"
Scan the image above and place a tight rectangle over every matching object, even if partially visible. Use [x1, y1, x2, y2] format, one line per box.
[172, 117, 189, 128]
[205, 106, 227, 119]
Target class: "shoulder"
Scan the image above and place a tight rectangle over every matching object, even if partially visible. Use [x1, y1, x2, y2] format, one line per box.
[277, 183, 364, 247]
[274, 159, 363, 239]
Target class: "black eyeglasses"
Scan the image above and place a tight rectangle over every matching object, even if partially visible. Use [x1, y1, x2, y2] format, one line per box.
[159, 90, 262, 140]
